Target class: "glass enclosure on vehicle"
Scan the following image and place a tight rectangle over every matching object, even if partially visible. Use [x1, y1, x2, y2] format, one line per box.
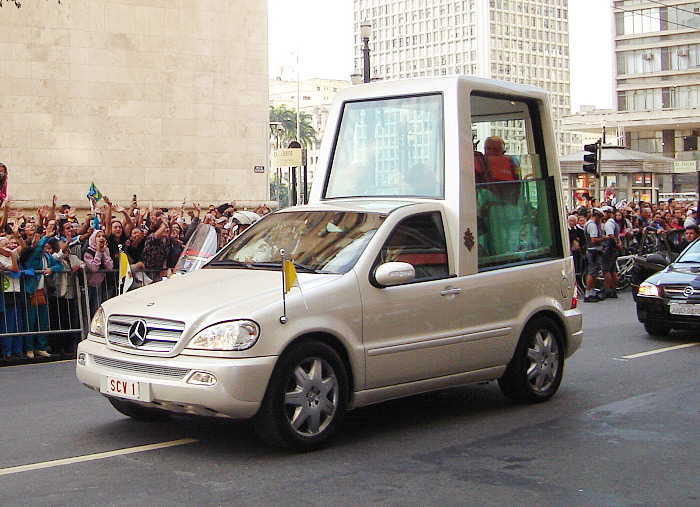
[207, 211, 386, 274]
[471, 92, 562, 270]
[325, 94, 444, 199]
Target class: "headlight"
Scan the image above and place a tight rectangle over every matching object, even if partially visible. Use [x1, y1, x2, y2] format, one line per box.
[638, 282, 660, 297]
[89, 307, 106, 338]
[185, 320, 260, 351]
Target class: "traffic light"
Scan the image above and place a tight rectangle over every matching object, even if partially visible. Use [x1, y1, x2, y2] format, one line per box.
[583, 140, 600, 177]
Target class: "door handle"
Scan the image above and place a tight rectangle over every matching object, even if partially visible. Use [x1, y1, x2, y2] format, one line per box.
[440, 287, 461, 296]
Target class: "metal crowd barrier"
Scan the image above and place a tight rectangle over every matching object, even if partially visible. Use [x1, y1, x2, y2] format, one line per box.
[0, 267, 164, 358]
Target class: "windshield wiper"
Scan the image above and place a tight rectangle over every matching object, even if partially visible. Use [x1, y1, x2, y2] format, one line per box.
[248, 261, 324, 274]
[206, 259, 255, 269]
[292, 262, 324, 274]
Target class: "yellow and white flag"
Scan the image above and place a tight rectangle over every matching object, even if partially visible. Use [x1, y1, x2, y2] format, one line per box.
[283, 260, 298, 293]
[119, 251, 133, 294]
[283, 260, 307, 309]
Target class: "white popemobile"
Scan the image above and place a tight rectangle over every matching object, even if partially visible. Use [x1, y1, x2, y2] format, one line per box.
[77, 76, 582, 451]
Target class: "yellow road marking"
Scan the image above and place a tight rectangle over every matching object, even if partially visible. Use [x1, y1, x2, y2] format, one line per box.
[622, 342, 700, 359]
[0, 438, 198, 476]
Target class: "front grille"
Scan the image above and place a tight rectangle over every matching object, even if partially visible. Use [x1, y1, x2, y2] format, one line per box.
[93, 355, 190, 380]
[662, 284, 700, 301]
[107, 315, 186, 353]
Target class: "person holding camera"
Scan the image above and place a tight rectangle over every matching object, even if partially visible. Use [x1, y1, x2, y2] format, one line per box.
[83, 229, 113, 317]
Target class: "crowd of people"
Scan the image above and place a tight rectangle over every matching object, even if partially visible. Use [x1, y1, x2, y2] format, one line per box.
[0, 162, 271, 364]
[568, 197, 699, 303]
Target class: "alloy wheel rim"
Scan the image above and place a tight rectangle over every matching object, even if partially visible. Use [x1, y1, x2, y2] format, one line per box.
[284, 357, 339, 437]
[526, 329, 559, 393]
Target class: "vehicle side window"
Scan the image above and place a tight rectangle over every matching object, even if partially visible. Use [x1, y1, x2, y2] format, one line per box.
[376, 212, 449, 282]
[471, 93, 562, 270]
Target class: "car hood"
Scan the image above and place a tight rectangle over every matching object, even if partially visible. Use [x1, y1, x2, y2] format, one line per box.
[100, 268, 342, 322]
[647, 263, 700, 285]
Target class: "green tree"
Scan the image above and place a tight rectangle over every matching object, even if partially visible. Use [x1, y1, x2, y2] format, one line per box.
[269, 104, 317, 150]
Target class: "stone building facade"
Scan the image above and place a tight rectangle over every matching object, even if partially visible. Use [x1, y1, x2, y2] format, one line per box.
[0, 0, 269, 210]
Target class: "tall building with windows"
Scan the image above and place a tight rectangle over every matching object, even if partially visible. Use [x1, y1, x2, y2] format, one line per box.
[352, 0, 577, 155]
[614, 0, 700, 158]
[563, 1, 700, 197]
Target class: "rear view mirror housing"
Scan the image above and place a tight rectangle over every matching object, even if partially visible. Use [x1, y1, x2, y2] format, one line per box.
[374, 262, 416, 287]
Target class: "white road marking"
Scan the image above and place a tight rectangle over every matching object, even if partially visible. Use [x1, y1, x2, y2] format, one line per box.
[622, 342, 700, 360]
[0, 438, 198, 477]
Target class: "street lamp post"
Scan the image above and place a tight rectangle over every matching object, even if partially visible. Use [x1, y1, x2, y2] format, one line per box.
[360, 22, 372, 83]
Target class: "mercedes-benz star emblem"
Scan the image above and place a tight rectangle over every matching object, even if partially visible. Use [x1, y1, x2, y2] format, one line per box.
[684, 286, 695, 298]
[128, 320, 148, 347]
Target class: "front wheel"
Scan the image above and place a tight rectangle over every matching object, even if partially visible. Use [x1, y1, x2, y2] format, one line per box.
[498, 316, 564, 403]
[254, 341, 348, 451]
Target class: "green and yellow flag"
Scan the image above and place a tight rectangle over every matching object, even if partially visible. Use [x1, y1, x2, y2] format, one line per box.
[87, 182, 103, 202]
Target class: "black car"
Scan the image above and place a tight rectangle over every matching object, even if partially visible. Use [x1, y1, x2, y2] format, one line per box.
[636, 237, 700, 336]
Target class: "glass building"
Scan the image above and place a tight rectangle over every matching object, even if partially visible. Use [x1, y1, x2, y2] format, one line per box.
[352, 0, 579, 156]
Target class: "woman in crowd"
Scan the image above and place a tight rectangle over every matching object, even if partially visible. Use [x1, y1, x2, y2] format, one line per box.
[166, 222, 185, 271]
[22, 233, 63, 358]
[614, 210, 633, 253]
[140, 211, 170, 280]
[0, 224, 25, 361]
[83, 229, 113, 317]
[49, 231, 84, 358]
[664, 211, 681, 231]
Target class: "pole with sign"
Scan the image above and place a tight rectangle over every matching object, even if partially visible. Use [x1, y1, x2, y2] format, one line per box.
[273, 145, 305, 207]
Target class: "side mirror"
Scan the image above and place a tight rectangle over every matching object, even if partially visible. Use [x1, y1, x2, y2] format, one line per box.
[374, 262, 415, 287]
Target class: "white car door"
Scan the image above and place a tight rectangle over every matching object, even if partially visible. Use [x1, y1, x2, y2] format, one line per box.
[360, 211, 474, 389]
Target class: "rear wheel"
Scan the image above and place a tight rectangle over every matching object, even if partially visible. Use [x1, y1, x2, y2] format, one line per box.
[498, 316, 564, 403]
[643, 322, 671, 336]
[108, 398, 170, 421]
[254, 341, 348, 451]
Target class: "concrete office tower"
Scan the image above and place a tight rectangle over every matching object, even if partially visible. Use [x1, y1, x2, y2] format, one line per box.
[352, 0, 577, 155]
[613, 0, 700, 158]
[0, 1, 268, 209]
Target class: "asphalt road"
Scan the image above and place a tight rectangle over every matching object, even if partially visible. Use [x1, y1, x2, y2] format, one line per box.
[1, 290, 699, 507]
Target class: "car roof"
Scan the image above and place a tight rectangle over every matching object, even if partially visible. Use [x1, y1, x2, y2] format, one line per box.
[277, 199, 432, 215]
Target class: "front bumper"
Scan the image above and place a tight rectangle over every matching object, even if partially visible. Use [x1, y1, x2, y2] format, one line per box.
[636, 296, 700, 331]
[76, 338, 278, 419]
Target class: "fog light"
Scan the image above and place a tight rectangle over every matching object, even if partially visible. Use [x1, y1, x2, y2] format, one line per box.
[78, 353, 86, 366]
[187, 371, 217, 386]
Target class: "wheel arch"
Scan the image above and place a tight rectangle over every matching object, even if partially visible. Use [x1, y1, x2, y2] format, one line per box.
[523, 310, 568, 355]
[276, 332, 356, 398]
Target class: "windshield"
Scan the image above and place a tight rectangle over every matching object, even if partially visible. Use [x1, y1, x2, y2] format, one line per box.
[174, 224, 219, 274]
[325, 94, 444, 199]
[208, 211, 386, 274]
[676, 238, 700, 263]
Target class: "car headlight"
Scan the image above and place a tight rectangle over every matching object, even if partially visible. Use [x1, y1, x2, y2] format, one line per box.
[185, 320, 260, 351]
[89, 307, 106, 338]
[638, 282, 660, 298]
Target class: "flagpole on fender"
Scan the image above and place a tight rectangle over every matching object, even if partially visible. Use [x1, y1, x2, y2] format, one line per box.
[280, 248, 288, 324]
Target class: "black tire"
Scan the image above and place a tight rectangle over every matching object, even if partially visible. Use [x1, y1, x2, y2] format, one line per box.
[643, 322, 671, 337]
[254, 341, 348, 451]
[498, 316, 564, 404]
[108, 397, 170, 421]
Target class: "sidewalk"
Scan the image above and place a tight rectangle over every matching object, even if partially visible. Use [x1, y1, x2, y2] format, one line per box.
[0, 352, 74, 367]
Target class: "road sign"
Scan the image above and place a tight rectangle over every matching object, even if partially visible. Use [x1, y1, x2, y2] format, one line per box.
[274, 149, 303, 167]
[674, 160, 698, 174]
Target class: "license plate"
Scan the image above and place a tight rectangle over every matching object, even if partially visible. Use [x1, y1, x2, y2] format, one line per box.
[669, 303, 700, 316]
[101, 376, 150, 401]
